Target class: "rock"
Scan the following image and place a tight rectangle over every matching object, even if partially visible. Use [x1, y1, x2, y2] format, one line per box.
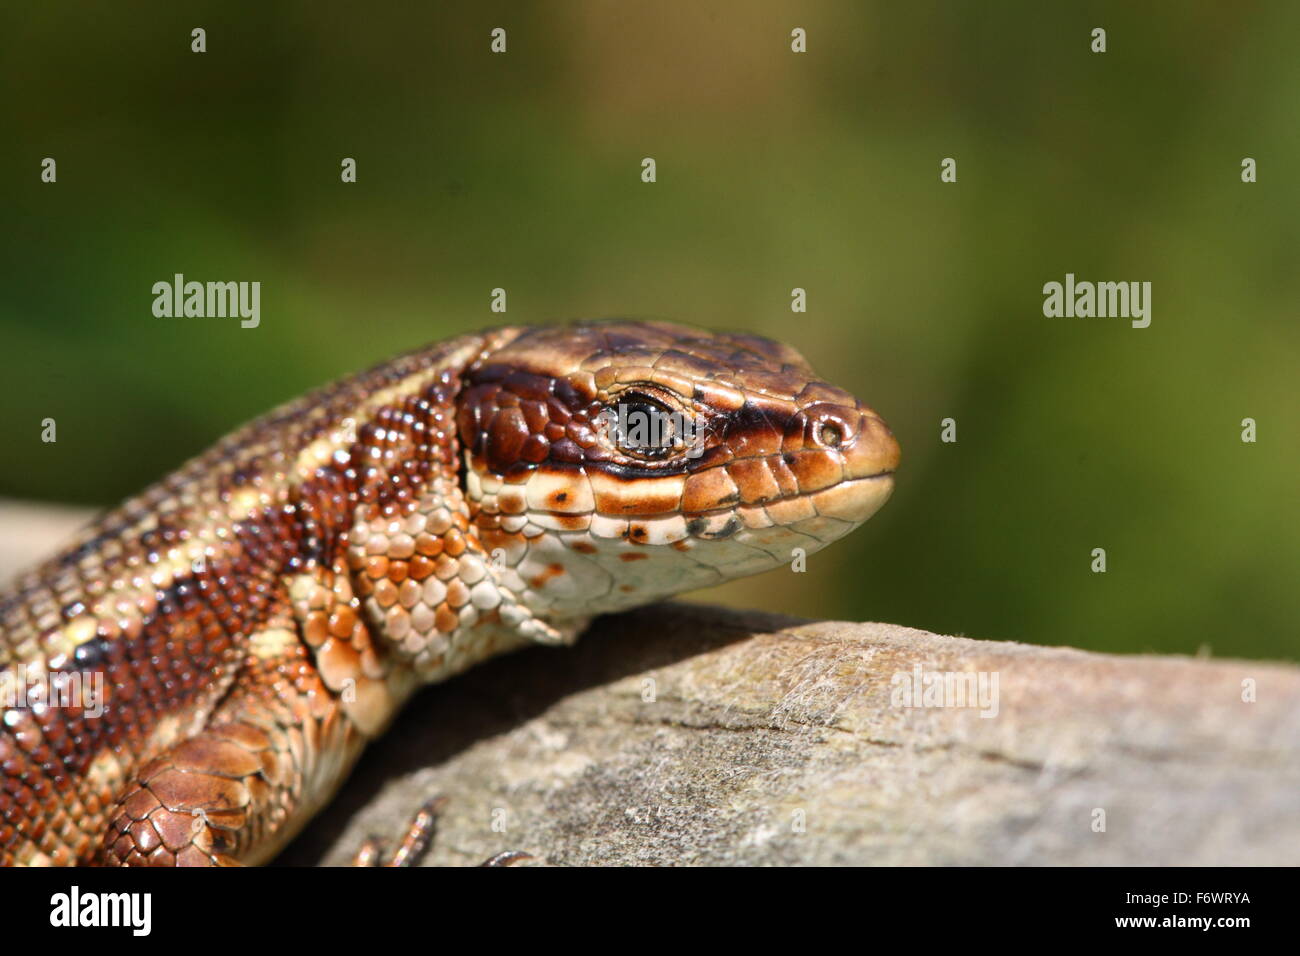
[279, 603, 1300, 866]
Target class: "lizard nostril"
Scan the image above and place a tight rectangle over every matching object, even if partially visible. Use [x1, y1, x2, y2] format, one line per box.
[804, 405, 858, 450]
[815, 422, 843, 448]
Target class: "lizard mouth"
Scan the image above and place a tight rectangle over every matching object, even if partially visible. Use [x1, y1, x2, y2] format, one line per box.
[680, 470, 895, 545]
[502, 467, 896, 557]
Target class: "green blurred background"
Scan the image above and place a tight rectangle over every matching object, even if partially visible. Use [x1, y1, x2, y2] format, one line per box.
[1, 2, 1296, 660]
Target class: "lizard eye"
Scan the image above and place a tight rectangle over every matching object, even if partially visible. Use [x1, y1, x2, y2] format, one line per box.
[604, 394, 678, 460]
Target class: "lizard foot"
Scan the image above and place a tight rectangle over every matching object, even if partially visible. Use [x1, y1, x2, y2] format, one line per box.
[351, 796, 447, 867]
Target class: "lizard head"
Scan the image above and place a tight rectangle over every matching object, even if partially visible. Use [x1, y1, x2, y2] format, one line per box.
[457, 320, 899, 630]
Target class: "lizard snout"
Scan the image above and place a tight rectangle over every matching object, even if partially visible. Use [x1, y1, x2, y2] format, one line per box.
[791, 403, 899, 526]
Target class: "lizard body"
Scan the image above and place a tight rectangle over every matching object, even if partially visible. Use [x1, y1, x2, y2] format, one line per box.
[0, 320, 899, 865]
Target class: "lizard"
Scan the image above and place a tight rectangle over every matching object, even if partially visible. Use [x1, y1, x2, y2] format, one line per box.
[0, 319, 900, 866]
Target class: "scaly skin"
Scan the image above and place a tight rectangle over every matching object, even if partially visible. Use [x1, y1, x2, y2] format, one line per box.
[0, 320, 899, 865]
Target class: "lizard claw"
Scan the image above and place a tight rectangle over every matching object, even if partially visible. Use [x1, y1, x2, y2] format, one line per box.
[351, 796, 449, 867]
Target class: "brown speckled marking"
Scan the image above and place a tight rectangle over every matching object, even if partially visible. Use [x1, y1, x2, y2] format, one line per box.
[1, 321, 898, 865]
